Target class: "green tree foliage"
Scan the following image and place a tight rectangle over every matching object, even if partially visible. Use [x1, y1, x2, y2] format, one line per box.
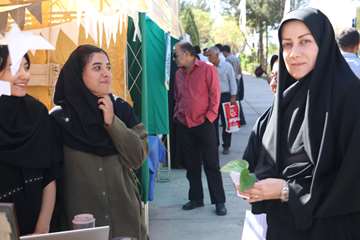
[357, 7, 360, 30]
[193, 0, 210, 11]
[223, 0, 285, 69]
[211, 16, 244, 52]
[223, 0, 300, 29]
[292, 0, 309, 10]
[191, 8, 213, 46]
[181, 7, 201, 46]
[180, 3, 244, 52]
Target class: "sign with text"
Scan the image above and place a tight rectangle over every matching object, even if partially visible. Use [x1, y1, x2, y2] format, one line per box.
[222, 101, 241, 133]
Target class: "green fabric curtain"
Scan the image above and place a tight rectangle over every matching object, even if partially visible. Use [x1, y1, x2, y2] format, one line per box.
[127, 16, 143, 117]
[128, 13, 170, 134]
[137, 159, 149, 203]
[127, 14, 174, 202]
[127, 16, 149, 203]
[141, 14, 169, 135]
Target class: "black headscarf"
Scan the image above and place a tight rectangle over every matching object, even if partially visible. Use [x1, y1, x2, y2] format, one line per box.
[254, 8, 360, 230]
[52, 45, 139, 156]
[0, 46, 53, 169]
[0, 95, 54, 168]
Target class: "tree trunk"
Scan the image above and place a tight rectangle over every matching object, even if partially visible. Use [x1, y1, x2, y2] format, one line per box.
[258, 21, 264, 69]
[265, 23, 269, 71]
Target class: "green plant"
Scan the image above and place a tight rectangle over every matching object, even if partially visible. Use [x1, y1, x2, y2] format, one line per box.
[240, 51, 258, 74]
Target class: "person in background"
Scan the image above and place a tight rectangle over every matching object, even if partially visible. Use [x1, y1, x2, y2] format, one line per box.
[268, 54, 279, 94]
[241, 8, 360, 239]
[242, 55, 279, 173]
[0, 45, 59, 235]
[215, 43, 226, 61]
[207, 46, 237, 155]
[337, 27, 360, 78]
[203, 47, 208, 56]
[173, 41, 227, 216]
[51, 45, 148, 239]
[222, 44, 246, 125]
[194, 45, 208, 62]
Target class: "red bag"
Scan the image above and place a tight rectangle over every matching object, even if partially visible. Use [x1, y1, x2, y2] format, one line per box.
[222, 101, 241, 133]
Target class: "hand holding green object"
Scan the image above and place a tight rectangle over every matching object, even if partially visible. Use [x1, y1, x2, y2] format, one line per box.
[221, 160, 257, 192]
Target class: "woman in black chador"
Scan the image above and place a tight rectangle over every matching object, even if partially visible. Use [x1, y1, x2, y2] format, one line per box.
[240, 8, 360, 239]
[0, 46, 60, 235]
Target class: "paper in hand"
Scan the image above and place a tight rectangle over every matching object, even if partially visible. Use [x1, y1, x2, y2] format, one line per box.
[0, 80, 11, 96]
[230, 171, 249, 199]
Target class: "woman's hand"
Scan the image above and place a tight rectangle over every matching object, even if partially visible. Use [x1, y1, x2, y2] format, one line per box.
[98, 95, 114, 126]
[239, 178, 286, 203]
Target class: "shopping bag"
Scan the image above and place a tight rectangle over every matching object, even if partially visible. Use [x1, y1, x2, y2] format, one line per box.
[222, 101, 241, 133]
[241, 210, 267, 240]
[229, 172, 267, 240]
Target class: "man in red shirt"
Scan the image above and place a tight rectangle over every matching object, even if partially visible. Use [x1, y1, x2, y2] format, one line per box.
[173, 41, 227, 216]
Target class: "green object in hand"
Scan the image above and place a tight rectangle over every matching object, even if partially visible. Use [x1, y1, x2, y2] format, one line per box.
[239, 168, 256, 192]
[221, 160, 256, 192]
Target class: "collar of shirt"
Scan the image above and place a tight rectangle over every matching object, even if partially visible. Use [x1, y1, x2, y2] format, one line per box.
[342, 51, 358, 59]
[217, 58, 226, 68]
[226, 54, 235, 59]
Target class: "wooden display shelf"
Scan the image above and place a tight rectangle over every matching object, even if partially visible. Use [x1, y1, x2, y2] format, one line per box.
[29, 63, 61, 87]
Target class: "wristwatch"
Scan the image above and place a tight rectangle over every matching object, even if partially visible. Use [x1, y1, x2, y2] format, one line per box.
[280, 181, 289, 202]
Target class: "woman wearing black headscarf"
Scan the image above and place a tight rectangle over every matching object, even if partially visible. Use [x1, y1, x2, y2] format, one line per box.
[51, 45, 147, 239]
[0, 46, 60, 235]
[240, 8, 360, 239]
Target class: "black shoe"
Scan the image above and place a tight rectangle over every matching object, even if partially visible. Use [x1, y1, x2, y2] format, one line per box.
[215, 203, 227, 216]
[222, 148, 230, 155]
[182, 200, 204, 210]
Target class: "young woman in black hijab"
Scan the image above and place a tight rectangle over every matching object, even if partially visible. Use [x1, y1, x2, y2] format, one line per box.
[240, 8, 360, 239]
[0, 46, 60, 235]
[51, 45, 147, 239]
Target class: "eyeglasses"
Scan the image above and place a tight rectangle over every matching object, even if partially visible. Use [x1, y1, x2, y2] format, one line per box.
[172, 51, 186, 61]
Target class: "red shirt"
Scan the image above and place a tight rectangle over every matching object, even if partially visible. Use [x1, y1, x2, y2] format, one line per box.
[174, 59, 220, 128]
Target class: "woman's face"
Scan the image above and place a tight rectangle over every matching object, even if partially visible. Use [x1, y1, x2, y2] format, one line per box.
[82, 52, 112, 97]
[0, 56, 30, 97]
[281, 20, 319, 80]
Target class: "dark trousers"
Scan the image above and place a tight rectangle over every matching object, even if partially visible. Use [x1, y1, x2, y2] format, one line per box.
[238, 101, 246, 125]
[237, 76, 246, 125]
[215, 92, 232, 149]
[176, 120, 226, 204]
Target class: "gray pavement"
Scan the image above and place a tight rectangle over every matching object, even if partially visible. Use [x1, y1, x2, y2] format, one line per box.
[149, 75, 273, 240]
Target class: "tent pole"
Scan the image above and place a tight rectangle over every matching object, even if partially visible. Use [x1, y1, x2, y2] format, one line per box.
[166, 133, 171, 180]
[124, 35, 128, 101]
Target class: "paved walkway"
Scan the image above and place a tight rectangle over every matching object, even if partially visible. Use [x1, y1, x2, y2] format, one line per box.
[149, 75, 273, 240]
